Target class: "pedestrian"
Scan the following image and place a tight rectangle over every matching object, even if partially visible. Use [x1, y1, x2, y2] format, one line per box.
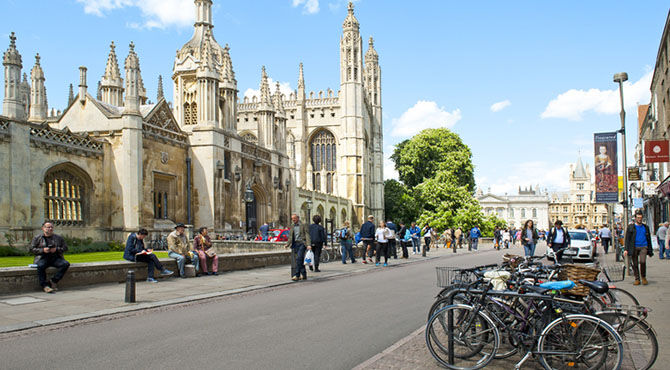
[469, 225, 481, 251]
[286, 214, 311, 281]
[520, 220, 539, 257]
[656, 222, 668, 259]
[194, 227, 219, 275]
[386, 220, 398, 259]
[168, 223, 200, 278]
[547, 220, 571, 262]
[493, 226, 501, 250]
[360, 215, 376, 264]
[124, 229, 174, 283]
[624, 211, 653, 285]
[422, 224, 433, 253]
[454, 227, 463, 250]
[339, 221, 356, 264]
[397, 222, 410, 258]
[443, 228, 452, 249]
[599, 224, 612, 254]
[30, 221, 70, 293]
[409, 222, 421, 255]
[375, 221, 391, 267]
[308, 215, 327, 272]
[260, 222, 270, 241]
[502, 228, 511, 249]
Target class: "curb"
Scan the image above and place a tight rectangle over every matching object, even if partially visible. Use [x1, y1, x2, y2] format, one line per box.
[0, 247, 490, 335]
[353, 325, 425, 370]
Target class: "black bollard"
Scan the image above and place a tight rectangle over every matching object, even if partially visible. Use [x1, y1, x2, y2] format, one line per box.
[125, 270, 136, 303]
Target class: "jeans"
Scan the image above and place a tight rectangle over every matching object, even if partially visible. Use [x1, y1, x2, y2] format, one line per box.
[658, 238, 669, 259]
[36, 254, 70, 287]
[550, 242, 566, 261]
[631, 246, 649, 280]
[134, 253, 164, 278]
[340, 240, 354, 263]
[388, 239, 397, 258]
[195, 250, 219, 273]
[168, 251, 200, 276]
[424, 237, 431, 252]
[601, 237, 611, 254]
[411, 238, 420, 253]
[312, 242, 323, 270]
[400, 240, 409, 258]
[293, 243, 307, 278]
[375, 242, 388, 263]
[523, 243, 536, 257]
[471, 238, 479, 250]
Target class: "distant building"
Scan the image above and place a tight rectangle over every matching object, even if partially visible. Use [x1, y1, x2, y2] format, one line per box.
[476, 186, 550, 230]
[548, 157, 609, 230]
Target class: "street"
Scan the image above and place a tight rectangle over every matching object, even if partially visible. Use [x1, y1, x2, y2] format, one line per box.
[0, 249, 504, 370]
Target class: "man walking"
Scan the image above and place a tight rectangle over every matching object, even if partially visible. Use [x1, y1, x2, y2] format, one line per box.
[656, 222, 668, 259]
[547, 220, 571, 262]
[625, 211, 653, 285]
[469, 225, 481, 251]
[260, 222, 270, 241]
[286, 214, 311, 281]
[360, 215, 376, 264]
[599, 224, 613, 254]
[308, 215, 327, 272]
[386, 219, 398, 259]
[409, 222, 421, 255]
[339, 221, 355, 264]
[168, 223, 200, 277]
[30, 222, 70, 293]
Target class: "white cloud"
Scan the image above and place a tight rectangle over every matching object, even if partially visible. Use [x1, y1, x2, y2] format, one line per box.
[292, 0, 320, 14]
[477, 161, 572, 195]
[490, 100, 511, 112]
[383, 145, 398, 180]
[76, 0, 194, 29]
[390, 100, 462, 137]
[244, 78, 293, 100]
[328, 0, 359, 12]
[541, 70, 652, 121]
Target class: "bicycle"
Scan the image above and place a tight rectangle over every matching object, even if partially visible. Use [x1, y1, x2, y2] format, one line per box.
[149, 235, 168, 250]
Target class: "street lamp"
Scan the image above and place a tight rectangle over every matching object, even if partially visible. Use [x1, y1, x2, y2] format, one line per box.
[306, 198, 313, 224]
[614, 72, 628, 262]
[244, 185, 255, 239]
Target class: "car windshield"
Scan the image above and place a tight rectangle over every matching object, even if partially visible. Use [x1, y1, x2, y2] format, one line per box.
[569, 232, 589, 241]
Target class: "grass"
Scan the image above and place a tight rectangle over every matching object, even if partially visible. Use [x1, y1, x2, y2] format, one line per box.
[0, 251, 170, 268]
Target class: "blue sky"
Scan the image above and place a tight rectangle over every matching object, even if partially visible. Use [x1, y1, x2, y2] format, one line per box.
[1, 0, 669, 194]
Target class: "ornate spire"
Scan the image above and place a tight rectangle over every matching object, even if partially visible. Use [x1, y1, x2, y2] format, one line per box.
[221, 44, 235, 82]
[68, 83, 74, 106]
[157, 74, 164, 101]
[124, 41, 139, 70]
[199, 28, 217, 72]
[342, 1, 359, 31]
[274, 81, 285, 116]
[365, 36, 378, 62]
[29, 53, 47, 122]
[102, 41, 122, 83]
[259, 66, 271, 106]
[298, 62, 304, 90]
[3, 32, 22, 67]
[123, 41, 141, 114]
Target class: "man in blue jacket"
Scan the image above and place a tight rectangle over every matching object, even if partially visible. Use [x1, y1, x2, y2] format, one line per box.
[359, 215, 376, 264]
[409, 222, 421, 255]
[124, 229, 173, 283]
[470, 225, 482, 251]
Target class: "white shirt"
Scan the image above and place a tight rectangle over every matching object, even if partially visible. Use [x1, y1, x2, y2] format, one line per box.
[554, 228, 564, 244]
[376, 227, 390, 243]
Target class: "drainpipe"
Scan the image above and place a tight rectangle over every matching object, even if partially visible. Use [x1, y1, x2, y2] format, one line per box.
[186, 157, 192, 224]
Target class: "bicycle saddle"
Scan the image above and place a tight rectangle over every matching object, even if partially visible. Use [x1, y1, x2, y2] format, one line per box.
[539, 280, 575, 291]
[577, 279, 609, 294]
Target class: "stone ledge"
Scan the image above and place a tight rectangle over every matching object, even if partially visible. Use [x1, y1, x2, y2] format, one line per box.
[0, 250, 294, 295]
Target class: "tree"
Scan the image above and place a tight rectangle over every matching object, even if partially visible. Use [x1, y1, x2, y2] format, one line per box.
[384, 179, 419, 224]
[390, 128, 475, 191]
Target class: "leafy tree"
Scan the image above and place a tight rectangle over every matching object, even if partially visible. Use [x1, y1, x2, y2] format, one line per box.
[390, 128, 475, 191]
[384, 179, 419, 224]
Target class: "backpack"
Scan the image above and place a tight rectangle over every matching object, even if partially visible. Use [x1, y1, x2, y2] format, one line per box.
[339, 227, 348, 239]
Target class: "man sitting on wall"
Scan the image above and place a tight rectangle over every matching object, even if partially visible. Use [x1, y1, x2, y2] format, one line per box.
[124, 229, 173, 283]
[30, 221, 70, 293]
[168, 224, 200, 277]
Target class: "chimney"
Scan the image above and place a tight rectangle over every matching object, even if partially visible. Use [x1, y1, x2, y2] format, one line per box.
[78, 66, 87, 104]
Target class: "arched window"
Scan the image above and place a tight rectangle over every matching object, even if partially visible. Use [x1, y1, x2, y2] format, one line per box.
[521, 208, 526, 218]
[310, 130, 336, 194]
[44, 164, 91, 225]
[532, 208, 537, 218]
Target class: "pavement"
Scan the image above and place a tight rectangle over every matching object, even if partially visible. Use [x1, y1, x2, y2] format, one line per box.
[357, 242, 670, 369]
[0, 243, 482, 335]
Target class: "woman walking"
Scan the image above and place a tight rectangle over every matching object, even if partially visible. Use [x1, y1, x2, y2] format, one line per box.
[309, 215, 327, 272]
[521, 220, 539, 257]
[339, 221, 355, 264]
[422, 224, 433, 253]
[375, 221, 391, 267]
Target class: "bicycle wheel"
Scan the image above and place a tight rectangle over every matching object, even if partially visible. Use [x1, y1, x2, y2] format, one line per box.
[427, 292, 469, 322]
[426, 304, 499, 369]
[320, 248, 330, 263]
[597, 311, 657, 370]
[537, 314, 623, 370]
[605, 287, 640, 308]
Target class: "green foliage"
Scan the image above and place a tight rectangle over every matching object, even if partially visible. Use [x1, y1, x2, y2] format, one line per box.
[0, 251, 170, 268]
[3, 232, 16, 248]
[384, 179, 420, 224]
[390, 128, 475, 191]
[108, 240, 125, 252]
[62, 236, 125, 254]
[0, 246, 29, 257]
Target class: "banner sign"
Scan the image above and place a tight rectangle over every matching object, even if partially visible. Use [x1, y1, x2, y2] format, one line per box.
[628, 167, 641, 181]
[644, 181, 659, 194]
[633, 197, 644, 209]
[594, 132, 618, 203]
[644, 140, 670, 163]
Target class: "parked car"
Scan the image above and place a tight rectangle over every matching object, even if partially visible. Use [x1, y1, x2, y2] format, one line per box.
[547, 229, 595, 262]
[269, 228, 289, 242]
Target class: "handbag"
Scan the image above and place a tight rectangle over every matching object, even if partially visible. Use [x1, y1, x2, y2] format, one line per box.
[205, 248, 216, 258]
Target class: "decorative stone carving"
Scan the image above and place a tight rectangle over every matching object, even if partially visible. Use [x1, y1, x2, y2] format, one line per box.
[29, 122, 103, 158]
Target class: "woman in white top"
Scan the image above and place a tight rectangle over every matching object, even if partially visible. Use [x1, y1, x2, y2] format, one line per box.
[502, 229, 511, 249]
[375, 221, 391, 267]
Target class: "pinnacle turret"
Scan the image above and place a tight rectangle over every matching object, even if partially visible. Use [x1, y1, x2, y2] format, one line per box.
[68, 83, 74, 106]
[123, 42, 141, 114]
[342, 2, 359, 31]
[157, 75, 164, 101]
[28, 53, 47, 122]
[100, 41, 124, 106]
[365, 36, 378, 62]
[274, 81, 285, 117]
[221, 44, 235, 83]
[3, 32, 22, 68]
[298, 62, 305, 90]
[259, 66, 272, 108]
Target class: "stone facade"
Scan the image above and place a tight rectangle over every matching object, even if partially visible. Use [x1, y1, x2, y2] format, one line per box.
[548, 157, 610, 229]
[0, 1, 382, 245]
[476, 187, 551, 230]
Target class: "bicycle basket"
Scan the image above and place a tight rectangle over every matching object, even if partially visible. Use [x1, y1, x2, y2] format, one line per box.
[435, 267, 478, 288]
[601, 264, 625, 282]
[558, 264, 601, 296]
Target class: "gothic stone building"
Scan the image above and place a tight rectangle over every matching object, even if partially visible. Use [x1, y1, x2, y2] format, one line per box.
[0, 1, 383, 244]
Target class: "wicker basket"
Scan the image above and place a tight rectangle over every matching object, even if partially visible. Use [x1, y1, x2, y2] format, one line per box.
[503, 254, 524, 269]
[558, 264, 601, 296]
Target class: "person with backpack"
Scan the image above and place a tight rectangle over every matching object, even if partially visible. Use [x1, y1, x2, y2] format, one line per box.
[397, 222, 409, 259]
[469, 225, 482, 251]
[359, 215, 376, 264]
[339, 221, 356, 264]
[386, 220, 398, 259]
[308, 215, 327, 272]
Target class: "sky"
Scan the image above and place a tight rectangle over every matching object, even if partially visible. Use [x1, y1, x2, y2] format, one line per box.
[1, 0, 669, 195]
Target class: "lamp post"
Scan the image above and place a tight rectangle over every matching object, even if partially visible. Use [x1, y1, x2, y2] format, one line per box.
[614, 72, 628, 263]
[244, 185, 255, 240]
[306, 197, 313, 225]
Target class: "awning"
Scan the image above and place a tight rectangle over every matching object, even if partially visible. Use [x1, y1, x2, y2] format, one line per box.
[657, 175, 670, 196]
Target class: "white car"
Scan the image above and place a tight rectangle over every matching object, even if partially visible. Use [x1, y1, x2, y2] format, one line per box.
[547, 229, 595, 262]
